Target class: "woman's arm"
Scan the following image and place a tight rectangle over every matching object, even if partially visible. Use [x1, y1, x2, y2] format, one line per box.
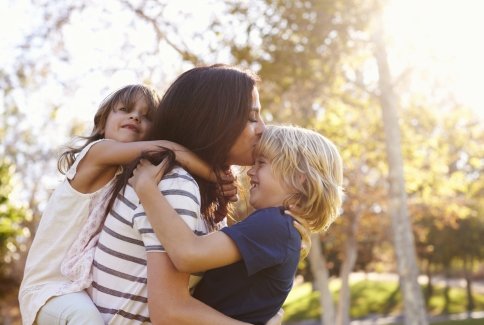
[130, 159, 241, 273]
[147, 252, 251, 325]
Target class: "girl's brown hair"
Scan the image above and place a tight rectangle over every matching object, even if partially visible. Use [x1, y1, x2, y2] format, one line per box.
[57, 84, 161, 174]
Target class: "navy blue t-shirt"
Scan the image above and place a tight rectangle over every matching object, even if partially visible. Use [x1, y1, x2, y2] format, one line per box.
[193, 207, 301, 325]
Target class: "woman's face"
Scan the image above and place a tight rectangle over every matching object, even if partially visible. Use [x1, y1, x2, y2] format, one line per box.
[227, 87, 265, 166]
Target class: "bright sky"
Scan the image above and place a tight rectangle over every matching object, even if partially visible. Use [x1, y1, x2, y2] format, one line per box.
[383, 0, 484, 114]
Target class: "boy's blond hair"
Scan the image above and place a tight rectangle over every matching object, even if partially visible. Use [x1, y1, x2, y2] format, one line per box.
[254, 125, 344, 232]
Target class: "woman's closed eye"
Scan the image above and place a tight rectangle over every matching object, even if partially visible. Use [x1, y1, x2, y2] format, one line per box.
[248, 110, 260, 122]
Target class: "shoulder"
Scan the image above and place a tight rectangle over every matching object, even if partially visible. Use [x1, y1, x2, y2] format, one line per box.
[158, 165, 201, 206]
[66, 139, 111, 179]
[160, 166, 199, 190]
[225, 207, 290, 235]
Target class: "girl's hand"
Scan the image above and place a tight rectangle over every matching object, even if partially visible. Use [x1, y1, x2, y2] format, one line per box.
[285, 205, 311, 259]
[216, 169, 238, 203]
[265, 308, 284, 325]
[129, 158, 170, 193]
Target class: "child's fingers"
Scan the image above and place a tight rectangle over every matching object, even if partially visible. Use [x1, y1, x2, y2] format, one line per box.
[217, 182, 238, 202]
[218, 173, 236, 184]
[288, 204, 304, 216]
[131, 158, 169, 184]
[215, 168, 236, 183]
[220, 183, 237, 194]
[151, 158, 170, 183]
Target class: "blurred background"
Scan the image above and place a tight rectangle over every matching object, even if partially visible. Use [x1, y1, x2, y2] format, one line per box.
[1, 0, 483, 324]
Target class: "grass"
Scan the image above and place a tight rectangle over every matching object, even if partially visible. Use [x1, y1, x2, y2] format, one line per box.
[282, 280, 484, 323]
[432, 320, 484, 325]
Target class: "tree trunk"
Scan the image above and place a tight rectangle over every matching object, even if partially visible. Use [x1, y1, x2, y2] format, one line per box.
[309, 234, 335, 325]
[336, 212, 360, 325]
[443, 267, 451, 314]
[372, 17, 428, 325]
[463, 257, 475, 313]
[424, 258, 433, 306]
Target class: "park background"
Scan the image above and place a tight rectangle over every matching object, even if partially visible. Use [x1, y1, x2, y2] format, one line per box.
[1, 0, 483, 324]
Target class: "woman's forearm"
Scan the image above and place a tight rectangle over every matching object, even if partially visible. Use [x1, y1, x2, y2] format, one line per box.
[147, 252, 251, 325]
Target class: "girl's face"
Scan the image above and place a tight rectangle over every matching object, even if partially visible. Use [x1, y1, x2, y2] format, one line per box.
[103, 95, 152, 142]
[227, 87, 265, 166]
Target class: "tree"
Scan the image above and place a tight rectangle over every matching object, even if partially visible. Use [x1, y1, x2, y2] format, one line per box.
[372, 16, 427, 325]
[0, 159, 29, 280]
[221, 1, 391, 324]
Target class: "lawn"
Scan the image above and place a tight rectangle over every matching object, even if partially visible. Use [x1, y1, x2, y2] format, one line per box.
[432, 320, 484, 325]
[282, 280, 484, 323]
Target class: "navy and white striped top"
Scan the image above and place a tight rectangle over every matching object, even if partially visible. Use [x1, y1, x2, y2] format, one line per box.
[90, 166, 207, 324]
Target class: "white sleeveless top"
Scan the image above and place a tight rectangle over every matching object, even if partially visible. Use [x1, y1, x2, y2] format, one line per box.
[18, 139, 121, 325]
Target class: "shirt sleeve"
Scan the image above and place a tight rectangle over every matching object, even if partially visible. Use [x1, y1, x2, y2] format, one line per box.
[132, 168, 202, 252]
[221, 208, 297, 276]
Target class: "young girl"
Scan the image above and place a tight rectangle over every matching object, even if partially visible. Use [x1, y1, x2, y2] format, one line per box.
[18, 84, 228, 325]
[129, 124, 344, 324]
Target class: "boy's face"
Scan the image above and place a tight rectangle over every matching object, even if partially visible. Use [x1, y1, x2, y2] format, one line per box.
[104, 95, 152, 142]
[247, 155, 292, 210]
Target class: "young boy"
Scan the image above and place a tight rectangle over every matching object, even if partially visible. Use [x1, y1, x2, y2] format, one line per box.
[129, 125, 344, 325]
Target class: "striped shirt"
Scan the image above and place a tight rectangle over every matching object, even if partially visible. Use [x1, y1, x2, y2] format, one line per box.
[90, 166, 207, 324]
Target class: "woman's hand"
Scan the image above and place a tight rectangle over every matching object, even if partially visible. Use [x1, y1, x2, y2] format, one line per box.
[129, 158, 170, 193]
[285, 205, 311, 259]
[265, 309, 284, 325]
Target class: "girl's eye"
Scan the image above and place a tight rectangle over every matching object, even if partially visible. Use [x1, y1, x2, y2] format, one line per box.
[118, 107, 128, 112]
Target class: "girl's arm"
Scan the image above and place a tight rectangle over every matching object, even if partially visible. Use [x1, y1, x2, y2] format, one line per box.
[130, 159, 241, 273]
[87, 139, 216, 181]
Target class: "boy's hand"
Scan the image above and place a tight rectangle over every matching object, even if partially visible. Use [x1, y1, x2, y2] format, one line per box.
[216, 169, 238, 202]
[285, 205, 311, 258]
[129, 158, 169, 193]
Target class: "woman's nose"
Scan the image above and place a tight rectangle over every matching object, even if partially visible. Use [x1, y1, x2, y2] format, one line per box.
[247, 166, 255, 177]
[256, 119, 266, 135]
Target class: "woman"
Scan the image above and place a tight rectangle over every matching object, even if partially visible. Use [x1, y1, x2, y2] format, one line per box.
[90, 64, 269, 324]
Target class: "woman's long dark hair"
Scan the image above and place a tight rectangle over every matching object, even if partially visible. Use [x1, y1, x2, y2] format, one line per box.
[105, 64, 259, 230]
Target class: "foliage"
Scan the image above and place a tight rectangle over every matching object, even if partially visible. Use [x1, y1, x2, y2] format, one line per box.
[0, 160, 28, 278]
[283, 281, 484, 322]
[219, 0, 382, 124]
[431, 320, 484, 325]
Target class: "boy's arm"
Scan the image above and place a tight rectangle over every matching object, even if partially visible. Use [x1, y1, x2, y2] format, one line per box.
[130, 159, 241, 273]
